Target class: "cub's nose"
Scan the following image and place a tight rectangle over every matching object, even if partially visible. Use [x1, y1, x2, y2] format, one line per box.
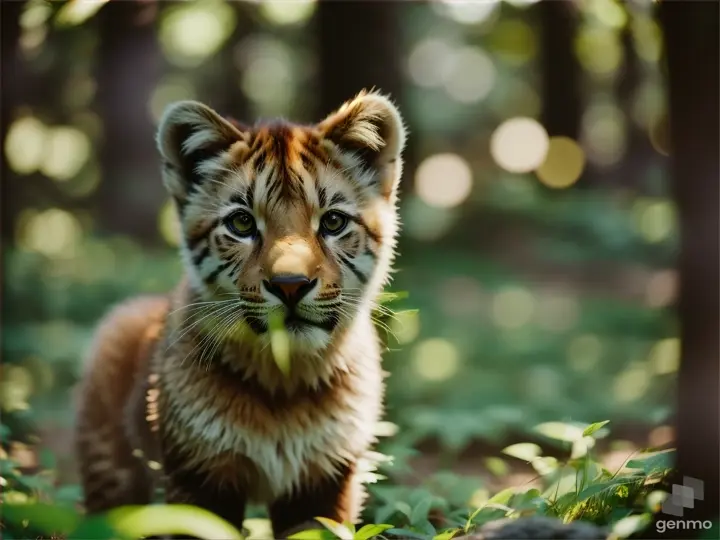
[264, 275, 317, 307]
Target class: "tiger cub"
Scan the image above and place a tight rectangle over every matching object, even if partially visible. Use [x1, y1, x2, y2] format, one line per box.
[74, 90, 407, 538]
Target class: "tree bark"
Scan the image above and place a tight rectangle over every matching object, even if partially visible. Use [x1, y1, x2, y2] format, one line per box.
[647, 1, 720, 536]
[315, 0, 415, 192]
[538, 0, 581, 141]
[94, 0, 163, 243]
[1, 0, 26, 242]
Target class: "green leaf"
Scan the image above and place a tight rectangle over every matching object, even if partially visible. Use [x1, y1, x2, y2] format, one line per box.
[534, 422, 585, 443]
[107, 505, 244, 540]
[70, 514, 122, 540]
[531, 456, 559, 476]
[484, 457, 509, 477]
[289, 529, 337, 540]
[582, 420, 610, 438]
[3, 503, 80, 535]
[577, 477, 642, 502]
[376, 291, 409, 304]
[645, 490, 669, 513]
[502, 442, 542, 462]
[268, 310, 291, 376]
[626, 449, 676, 474]
[315, 517, 353, 540]
[410, 498, 432, 525]
[353, 523, 393, 540]
[612, 513, 651, 538]
[433, 529, 460, 540]
[487, 487, 515, 506]
[374, 504, 397, 525]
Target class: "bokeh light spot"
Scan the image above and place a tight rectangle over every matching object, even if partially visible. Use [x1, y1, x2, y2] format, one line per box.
[490, 117, 549, 173]
[413, 338, 460, 382]
[488, 19, 536, 65]
[575, 27, 622, 77]
[435, 0, 499, 25]
[536, 290, 580, 332]
[649, 114, 670, 156]
[18, 208, 83, 259]
[645, 270, 677, 308]
[492, 286, 535, 329]
[5, 116, 47, 175]
[649, 338, 680, 375]
[389, 310, 420, 345]
[567, 334, 603, 372]
[614, 364, 650, 403]
[239, 37, 294, 114]
[633, 198, 677, 243]
[259, 0, 316, 26]
[415, 153, 473, 208]
[535, 137, 585, 189]
[160, 2, 236, 67]
[158, 200, 181, 247]
[407, 38, 454, 88]
[150, 77, 196, 123]
[444, 46, 496, 104]
[582, 102, 627, 167]
[403, 197, 457, 241]
[40, 126, 91, 181]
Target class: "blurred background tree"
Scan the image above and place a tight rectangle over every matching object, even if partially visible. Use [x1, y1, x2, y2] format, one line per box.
[2, 0, 683, 505]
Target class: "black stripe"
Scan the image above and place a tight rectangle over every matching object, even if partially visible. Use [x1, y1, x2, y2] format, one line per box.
[230, 193, 249, 207]
[338, 254, 367, 284]
[186, 218, 219, 249]
[246, 183, 255, 209]
[348, 214, 381, 243]
[317, 186, 328, 207]
[330, 192, 348, 206]
[192, 246, 210, 267]
[206, 261, 231, 285]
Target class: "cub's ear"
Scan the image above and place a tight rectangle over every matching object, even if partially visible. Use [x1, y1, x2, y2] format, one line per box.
[318, 90, 407, 200]
[156, 100, 244, 202]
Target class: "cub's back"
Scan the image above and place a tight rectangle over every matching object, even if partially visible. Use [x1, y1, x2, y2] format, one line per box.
[74, 295, 168, 513]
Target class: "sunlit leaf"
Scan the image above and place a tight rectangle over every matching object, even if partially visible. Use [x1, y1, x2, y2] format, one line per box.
[108, 505, 243, 540]
[288, 529, 336, 540]
[353, 523, 393, 540]
[582, 420, 610, 438]
[502, 442, 542, 461]
[268, 310, 291, 377]
[485, 457, 509, 476]
[55, 0, 109, 27]
[534, 421, 585, 442]
[612, 513, 651, 538]
[433, 529, 460, 540]
[3, 503, 80, 535]
[315, 517, 353, 540]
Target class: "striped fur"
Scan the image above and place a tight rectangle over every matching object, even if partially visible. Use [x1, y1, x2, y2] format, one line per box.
[75, 90, 406, 537]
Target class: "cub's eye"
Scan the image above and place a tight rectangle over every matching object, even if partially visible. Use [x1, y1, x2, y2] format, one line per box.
[226, 211, 257, 237]
[320, 211, 349, 236]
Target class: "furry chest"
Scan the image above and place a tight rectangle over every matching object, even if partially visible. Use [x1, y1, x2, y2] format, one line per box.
[159, 373, 381, 501]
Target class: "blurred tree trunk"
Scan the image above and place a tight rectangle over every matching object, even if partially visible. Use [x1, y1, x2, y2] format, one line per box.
[538, 0, 580, 141]
[649, 1, 720, 537]
[201, 3, 251, 124]
[616, 21, 646, 192]
[1, 0, 25, 242]
[94, 0, 163, 244]
[316, 0, 416, 192]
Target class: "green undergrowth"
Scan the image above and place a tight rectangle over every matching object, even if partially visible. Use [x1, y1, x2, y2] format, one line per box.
[1, 419, 678, 540]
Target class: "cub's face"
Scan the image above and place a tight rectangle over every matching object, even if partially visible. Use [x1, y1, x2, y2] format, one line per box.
[157, 91, 406, 352]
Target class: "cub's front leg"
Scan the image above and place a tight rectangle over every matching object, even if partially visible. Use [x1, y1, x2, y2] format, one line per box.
[269, 462, 364, 539]
[162, 448, 248, 537]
